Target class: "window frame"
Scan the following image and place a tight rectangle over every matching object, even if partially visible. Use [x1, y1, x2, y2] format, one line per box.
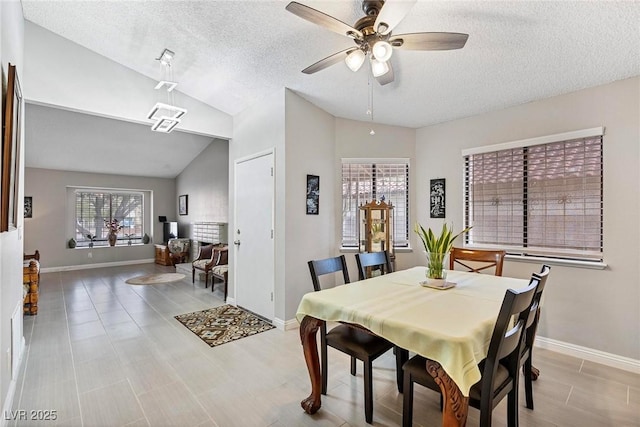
[73, 188, 145, 248]
[341, 158, 410, 250]
[462, 127, 604, 265]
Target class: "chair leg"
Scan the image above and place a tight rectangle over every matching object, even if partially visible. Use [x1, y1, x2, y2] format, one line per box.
[205, 273, 209, 288]
[223, 274, 228, 302]
[524, 354, 534, 410]
[364, 358, 373, 424]
[351, 357, 357, 376]
[402, 370, 414, 427]
[192, 268, 195, 283]
[395, 347, 409, 393]
[507, 388, 519, 427]
[479, 396, 493, 427]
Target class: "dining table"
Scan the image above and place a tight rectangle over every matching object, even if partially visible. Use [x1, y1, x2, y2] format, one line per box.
[296, 266, 530, 427]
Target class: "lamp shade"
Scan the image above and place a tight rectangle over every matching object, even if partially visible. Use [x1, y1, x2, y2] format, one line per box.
[371, 58, 390, 77]
[372, 41, 393, 62]
[345, 49, 366, 72]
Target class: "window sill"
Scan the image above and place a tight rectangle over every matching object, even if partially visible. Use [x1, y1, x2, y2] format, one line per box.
[505, 254, 607, 270]
[74, 243, 146, 249]
[339, 247, 413, 254]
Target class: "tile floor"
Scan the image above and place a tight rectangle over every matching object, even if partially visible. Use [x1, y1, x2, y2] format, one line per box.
[8, 263, 640, 426]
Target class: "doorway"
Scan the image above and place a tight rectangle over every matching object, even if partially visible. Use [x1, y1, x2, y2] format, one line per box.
[234, 150, 275, 320]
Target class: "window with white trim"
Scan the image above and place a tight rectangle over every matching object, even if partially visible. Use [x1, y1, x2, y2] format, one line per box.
[463, 129, 603, 261]
[342, 160, 409, 248]
[75, 190, 144, 247]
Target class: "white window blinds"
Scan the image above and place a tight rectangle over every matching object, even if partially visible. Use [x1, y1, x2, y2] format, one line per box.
[75, 190, 144, 247]
[342, 160, 409, 248]
[464, 134, 603, 261]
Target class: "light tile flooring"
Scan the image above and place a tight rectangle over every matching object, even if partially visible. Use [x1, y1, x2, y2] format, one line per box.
[9, 263, 640, 426]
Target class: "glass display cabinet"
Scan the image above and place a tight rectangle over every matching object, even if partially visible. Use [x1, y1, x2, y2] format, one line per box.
[358, 199, 394, 258]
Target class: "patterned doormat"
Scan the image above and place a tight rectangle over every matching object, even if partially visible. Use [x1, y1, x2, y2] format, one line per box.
[174, 305, 275, 347]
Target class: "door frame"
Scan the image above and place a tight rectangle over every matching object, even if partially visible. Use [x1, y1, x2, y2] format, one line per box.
[233, 148, 276, 319]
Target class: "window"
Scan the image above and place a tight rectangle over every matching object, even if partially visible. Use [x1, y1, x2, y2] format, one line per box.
[463, 128, 603, 261]
[75, 190, 144, 247]
[342, 159, 409, 248]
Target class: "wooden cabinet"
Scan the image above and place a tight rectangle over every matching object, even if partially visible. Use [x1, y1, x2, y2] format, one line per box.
[154, 244, 172, 266]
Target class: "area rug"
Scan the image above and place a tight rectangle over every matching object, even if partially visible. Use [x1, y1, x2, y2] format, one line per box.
[125, 273, 186, 285]
[174, 304, 275, 347]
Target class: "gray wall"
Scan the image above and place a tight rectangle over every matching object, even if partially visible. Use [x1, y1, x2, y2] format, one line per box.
[24, 168, 175, 269]
[414, 76, 640, 359]
[175, 139, 229, 240]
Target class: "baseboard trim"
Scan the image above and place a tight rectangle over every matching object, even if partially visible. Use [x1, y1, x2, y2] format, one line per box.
[2, 338, 25, 427]
[41, 259, 155, 273]
[536, 336, 640, 374]
[273, 317, 298, 331]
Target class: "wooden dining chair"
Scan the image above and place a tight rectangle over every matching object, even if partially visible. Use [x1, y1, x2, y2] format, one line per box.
[521, 264, 551, 410]
[308, 255, 395, 424]
[402, 274, 539, 427]
[449, 247, 506, 276]
[355, 250, 393, 280]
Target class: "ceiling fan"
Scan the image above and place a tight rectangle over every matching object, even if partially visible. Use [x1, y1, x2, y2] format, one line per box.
[285, 0, 469, 85]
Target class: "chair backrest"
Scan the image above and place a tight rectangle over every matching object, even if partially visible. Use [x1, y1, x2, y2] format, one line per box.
[481, 276, 538, 399]
[449, 247, 506, 276]
[355, 251, 393, 280]
[524, 265, 551, 345]
[214, 246, 229, 265]
[308, 255, 350, 292]
[195, 244, 214, 262]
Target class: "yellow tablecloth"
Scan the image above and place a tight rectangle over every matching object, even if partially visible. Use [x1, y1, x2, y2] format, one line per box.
[296, 266, 529, 396]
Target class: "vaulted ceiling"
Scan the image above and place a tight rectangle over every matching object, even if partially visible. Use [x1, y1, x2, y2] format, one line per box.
[20, 0, 640, 177]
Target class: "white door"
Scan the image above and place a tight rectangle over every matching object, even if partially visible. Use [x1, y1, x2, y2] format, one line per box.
[234, 151, 275, 320]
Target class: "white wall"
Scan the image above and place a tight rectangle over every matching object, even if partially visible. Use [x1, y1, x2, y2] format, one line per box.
[175, 139, 229, 239]
[334, 118, 417, 274]
[414, 77, 640, 359]
[24, 168, 175, 269]
[229, 89, 285, 318]
[284, 90, 335, 321]
[24, 22, 232, 139]
[0, 0, 24, 414]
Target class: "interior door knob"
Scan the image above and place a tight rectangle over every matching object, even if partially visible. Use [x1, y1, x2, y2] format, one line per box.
[233, 240, 241, 246]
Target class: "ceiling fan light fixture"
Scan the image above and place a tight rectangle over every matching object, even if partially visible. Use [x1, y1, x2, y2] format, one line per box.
[372, 40, 393, 62]
[371, 58, 390, 77]
[345, 49, 366, 72]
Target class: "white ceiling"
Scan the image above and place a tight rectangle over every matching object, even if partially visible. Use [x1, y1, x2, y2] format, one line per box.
[25, 104, 216, 178]
[20, 1, 640, 177]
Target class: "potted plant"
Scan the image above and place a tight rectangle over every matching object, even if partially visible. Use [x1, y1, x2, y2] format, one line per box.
[414, 222, 472, 284]
[86, 234, 96, 248]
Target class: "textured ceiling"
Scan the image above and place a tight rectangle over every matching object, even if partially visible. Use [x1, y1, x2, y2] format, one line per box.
[21, 0, 640, 130]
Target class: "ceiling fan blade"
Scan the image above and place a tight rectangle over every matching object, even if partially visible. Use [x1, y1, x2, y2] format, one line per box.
[374, 0, 417, 35]
[302, 48, 355, 74]
[286, 2, 363, 39]
[390, 32, 469, 50]
[375, 61, 395, 86]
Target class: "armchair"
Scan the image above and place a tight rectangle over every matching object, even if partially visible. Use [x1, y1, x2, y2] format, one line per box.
[192, 244, 229, 300]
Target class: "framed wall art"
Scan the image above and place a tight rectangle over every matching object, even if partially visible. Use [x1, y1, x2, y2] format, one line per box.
[430, 178, 446, 219]
[24, 196, 32, 219]
[1, 64, 22, 232]
[306, 174, 319, 215]
[178, 194, 188, 215]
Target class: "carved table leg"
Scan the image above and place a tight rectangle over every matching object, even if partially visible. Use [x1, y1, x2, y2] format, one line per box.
[300, 315, 323, 414]
[426, 360, 469, 427]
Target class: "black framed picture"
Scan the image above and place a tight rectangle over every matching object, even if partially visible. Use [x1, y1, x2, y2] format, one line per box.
[306, 175, 319, 215]
[430, 178, 446, 218]
[178, 194, 188, 215]
[24, 197, 32, 219]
